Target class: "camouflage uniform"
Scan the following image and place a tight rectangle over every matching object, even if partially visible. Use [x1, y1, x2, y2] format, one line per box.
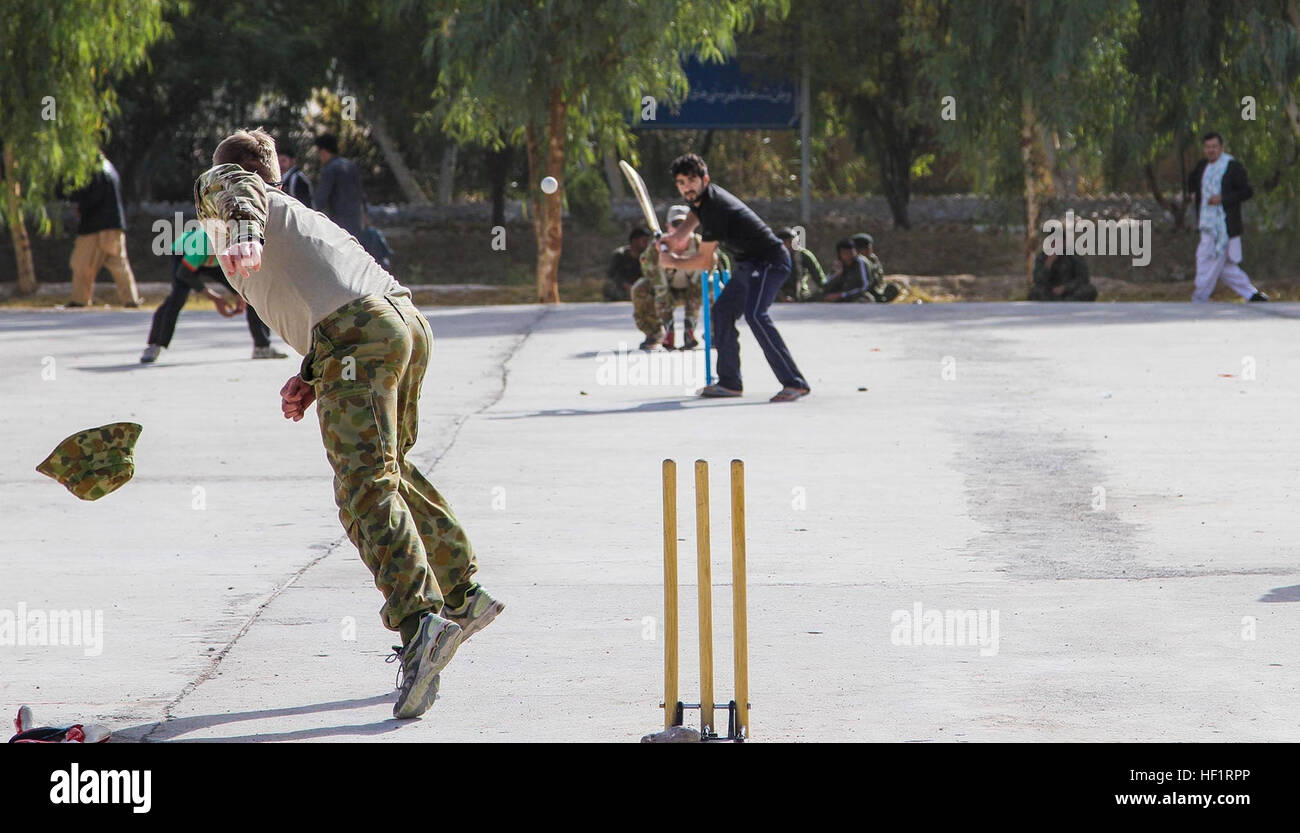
[816, 252, 891, 302]
[863, 253, 887, 298]
[778, 248, 826, 301]
[632, 234, 708, 340]
[195, 164, 476, 633]
[303, 295, 478, 629]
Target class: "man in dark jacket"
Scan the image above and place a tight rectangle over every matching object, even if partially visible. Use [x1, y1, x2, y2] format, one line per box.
[66, 154, 142, 307]
[604, 226, 650, 301]
[1187, 132, 1266, 303]
[1029, 251, 1097, 301]
[815, 239, 872, 302]
[277, 144, 313, 206]
[312, 133, 366, 238]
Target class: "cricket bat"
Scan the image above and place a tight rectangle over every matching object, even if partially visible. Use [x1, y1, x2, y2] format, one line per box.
[619, 160, 663, 241]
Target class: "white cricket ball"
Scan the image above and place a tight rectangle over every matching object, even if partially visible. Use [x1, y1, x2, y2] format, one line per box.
[540, 176, 558, 194]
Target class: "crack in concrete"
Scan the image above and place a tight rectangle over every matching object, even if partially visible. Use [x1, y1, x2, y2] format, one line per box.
[138, 304, 552, 742]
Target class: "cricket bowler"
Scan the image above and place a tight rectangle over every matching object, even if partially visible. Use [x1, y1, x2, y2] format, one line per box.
[193, 128, 502, 719]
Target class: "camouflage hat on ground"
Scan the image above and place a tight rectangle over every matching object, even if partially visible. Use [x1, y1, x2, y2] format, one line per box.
[36, 423, 142, 501]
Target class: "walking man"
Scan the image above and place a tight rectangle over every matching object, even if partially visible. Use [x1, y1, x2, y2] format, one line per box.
[1188, 132, 1267, 303]
[659, 154, 811, 402]
[194, 129, 502, 719]
[65, 154, 142, 308]
[277, 143, 313, 206]
[313, 132, 366, 238]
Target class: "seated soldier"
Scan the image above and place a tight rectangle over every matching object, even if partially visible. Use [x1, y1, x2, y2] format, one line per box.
[632, 205, 711, 350]
[814, 239, 873, 302]
[604, 226, 651, 301]
[1029, 251, 1098, 301]
[776, 227, 826, 301]
[852, 233, 901, 303]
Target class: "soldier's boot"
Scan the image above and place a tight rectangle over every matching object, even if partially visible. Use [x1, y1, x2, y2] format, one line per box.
[393, 612, 462, 719]
[442, 584, 505, 645]
[638, 329, 664, 351]
[682, 320, 699, 350]
[662, 327, 676, 350]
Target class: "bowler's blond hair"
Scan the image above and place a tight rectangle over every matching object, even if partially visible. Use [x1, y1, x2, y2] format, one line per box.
[213, 128, 281, 184]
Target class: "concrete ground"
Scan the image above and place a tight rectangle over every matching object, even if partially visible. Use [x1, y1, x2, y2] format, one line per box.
[1, 300, 1297, 742]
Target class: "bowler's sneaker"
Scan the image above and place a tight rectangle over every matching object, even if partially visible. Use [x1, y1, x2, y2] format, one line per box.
[252, 345, 288, 359]
[443, 585, 505, 644]
[140, 344, 163, 363]
[393, 613, 462, 719]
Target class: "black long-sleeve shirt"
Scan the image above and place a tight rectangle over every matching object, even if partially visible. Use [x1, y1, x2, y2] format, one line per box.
[689, 183, 784, 264]
[69, 158, 128, 234]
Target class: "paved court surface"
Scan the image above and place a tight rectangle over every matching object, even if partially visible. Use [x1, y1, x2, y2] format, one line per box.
[2, 301, 1298, 742]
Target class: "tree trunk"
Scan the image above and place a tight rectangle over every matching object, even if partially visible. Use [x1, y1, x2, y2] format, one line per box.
[1020, 95, 1040, 285]
[436, 142, 458, 206]
[490, 144, 513, 227]
[603, 147, 625, 202]
[877, 135, 912, 229]
[530, 88, 565, 304]
[1145, 161, 1186, 232]
[699, 129, 716, 159]
[369, 114, 430, 204]
[3, 144, 37, 294]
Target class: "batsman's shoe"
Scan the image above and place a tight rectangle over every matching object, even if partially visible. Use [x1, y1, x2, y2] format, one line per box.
[443, 585, 505, 644]
[698, 384, 742, 398]
[140, 344, 163, 364]
[252, 345, 289, 359]
[393, 613, 462, 719]
[1249, 291, 1270, 303]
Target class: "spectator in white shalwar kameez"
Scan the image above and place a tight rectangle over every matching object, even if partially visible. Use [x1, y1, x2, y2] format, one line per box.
[1187, 132, 1268, 303]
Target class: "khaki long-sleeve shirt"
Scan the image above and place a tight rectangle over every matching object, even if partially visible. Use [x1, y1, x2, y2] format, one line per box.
[194, 163, 405, 355]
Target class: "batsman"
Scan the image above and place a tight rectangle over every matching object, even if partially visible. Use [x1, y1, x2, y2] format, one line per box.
[193, 129, 503, 720]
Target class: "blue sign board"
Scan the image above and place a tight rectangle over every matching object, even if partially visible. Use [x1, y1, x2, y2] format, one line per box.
[637, 57, 798, 130]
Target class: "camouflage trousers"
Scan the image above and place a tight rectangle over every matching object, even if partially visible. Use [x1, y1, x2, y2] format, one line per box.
[305, 294, 477, 631]
[631, 277, 701, 337]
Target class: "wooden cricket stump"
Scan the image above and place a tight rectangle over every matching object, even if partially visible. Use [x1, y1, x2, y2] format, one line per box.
[660, 458, 750, 741]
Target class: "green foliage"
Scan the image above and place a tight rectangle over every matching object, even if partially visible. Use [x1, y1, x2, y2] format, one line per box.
[564, 166, 611, 229]
[0, 0, 172, 229]
[421, 0, 787, 161]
